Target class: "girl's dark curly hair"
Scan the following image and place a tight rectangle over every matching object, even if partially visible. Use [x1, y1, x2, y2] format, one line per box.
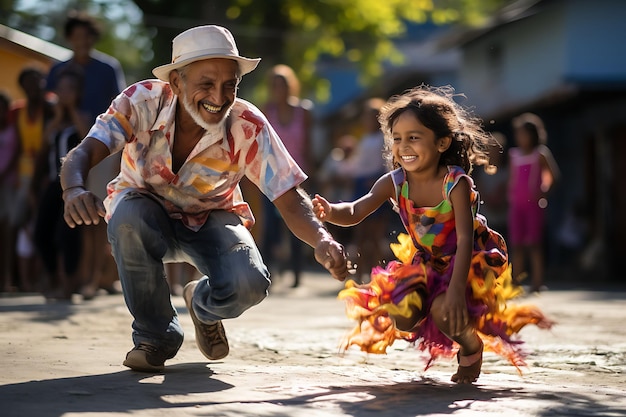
[379, 85, 495, 175]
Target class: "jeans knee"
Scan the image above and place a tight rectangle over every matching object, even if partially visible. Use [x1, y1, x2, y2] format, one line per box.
[206, 269, 269, 319]
[243, 270, 270, 307]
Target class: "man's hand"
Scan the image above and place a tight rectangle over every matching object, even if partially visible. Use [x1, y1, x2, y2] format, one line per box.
[314, 237, 348, 282]
[62, 187, 106, 228]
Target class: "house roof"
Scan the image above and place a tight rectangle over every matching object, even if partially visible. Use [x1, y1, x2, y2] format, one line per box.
[0, 23, 72, 61]
[438, 0, 548, 49]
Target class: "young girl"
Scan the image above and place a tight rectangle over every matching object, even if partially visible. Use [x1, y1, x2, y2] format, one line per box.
[508, 113, 560, 293]
[313, 86, 553, 384]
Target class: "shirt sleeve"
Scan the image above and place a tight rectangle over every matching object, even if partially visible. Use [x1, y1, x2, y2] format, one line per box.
[86, 81, 161, 154]
[236, 105, 307, 201]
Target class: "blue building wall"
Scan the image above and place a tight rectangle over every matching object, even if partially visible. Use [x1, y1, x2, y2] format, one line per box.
[564, 0, 626, 83]
[459, 2, 568, 118]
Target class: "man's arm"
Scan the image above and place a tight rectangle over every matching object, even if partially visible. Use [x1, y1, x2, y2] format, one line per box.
[60, 137, 111, 227]
[272, 187, 348, 281]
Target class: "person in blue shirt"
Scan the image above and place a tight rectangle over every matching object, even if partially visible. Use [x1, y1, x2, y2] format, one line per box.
[46, 11, 125, 123]
[46, 10, 127, 300]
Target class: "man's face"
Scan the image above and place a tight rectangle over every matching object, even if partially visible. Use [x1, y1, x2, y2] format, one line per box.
[172, 58, 240, 129]
[67, 25, 96, 59]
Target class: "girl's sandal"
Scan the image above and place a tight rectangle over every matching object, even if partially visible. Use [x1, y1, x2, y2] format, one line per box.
[451, 339, 483, 384]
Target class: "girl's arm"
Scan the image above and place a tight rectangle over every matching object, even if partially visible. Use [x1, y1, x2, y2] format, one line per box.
[312, 172, 394, 226]
[444, 177, 474, 336]
[538, 144, 560, 194]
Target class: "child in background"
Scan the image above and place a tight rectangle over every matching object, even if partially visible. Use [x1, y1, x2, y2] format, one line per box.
[507, 113, 560, 293]
[32, 67, 91, 300]
[313, 86, 553, 383]
[11, 67, 56, 294]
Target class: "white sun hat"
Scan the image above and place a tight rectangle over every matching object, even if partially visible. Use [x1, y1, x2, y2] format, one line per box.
[152, 25, 261, 81]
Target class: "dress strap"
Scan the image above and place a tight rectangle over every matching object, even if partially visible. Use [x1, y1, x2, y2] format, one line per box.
[443, 165, 475, 200]
[390, 168, 405, 202]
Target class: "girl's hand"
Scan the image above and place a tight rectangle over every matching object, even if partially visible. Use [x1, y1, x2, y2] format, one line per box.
[442, 284, 469, 337]
[312, 194, 331, 221]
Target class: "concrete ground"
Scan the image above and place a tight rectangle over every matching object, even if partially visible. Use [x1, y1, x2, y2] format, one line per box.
[1, 271, 625, 417]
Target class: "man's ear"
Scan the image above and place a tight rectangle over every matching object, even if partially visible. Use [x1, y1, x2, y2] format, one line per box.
[438, 136, 452, 153]
[169, 70, 181, 95]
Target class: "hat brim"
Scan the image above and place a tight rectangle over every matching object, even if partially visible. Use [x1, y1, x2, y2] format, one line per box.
[152, 55, 261, 81]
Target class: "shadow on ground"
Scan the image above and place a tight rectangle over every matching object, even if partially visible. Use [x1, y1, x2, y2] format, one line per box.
[3, 363, 231, 416]
[4, 368, 624, 417]
[256, 377, 626, 417]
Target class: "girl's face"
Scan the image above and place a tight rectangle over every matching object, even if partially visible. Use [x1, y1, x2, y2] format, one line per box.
[270, 75, 289, 103]
[514, 127, 534, 151]
[391, 111, 447, 173]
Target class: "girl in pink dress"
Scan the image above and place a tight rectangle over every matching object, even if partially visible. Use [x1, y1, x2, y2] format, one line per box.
[313, 86, 553, 383]
[261, 65, 313, 287]
[508, 113, 560, 292]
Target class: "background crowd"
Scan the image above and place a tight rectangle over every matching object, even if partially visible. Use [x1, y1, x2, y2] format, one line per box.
[0, 11, 563, 300]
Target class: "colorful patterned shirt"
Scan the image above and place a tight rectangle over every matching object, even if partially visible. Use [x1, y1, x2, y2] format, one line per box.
[87, 79, 307, 231]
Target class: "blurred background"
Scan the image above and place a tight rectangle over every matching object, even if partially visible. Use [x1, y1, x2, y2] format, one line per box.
[1, 0, 624, 296]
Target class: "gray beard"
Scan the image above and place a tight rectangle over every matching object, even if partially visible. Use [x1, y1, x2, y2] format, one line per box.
[180, 92, 232, 134]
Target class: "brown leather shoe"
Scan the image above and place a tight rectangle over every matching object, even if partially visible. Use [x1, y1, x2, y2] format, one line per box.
[123, 343, 167, 372]
[183, 280, 229, 360]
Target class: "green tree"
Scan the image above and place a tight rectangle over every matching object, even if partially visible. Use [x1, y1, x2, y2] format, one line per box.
[3, 0, 507, 98]
[131, 0, 507, 100]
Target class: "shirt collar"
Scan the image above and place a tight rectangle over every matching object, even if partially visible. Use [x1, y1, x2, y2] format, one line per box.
[149, 93, 177, 133]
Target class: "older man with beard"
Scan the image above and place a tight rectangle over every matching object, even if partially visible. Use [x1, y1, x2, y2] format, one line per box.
[60, 25, 348, 372]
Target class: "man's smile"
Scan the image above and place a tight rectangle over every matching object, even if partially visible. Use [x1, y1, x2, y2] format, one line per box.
[202, 102, 223, 113]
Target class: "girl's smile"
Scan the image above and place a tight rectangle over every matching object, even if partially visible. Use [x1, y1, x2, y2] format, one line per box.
[391, 111, 447, 174]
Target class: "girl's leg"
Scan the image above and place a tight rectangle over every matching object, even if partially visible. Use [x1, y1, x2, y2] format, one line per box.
[431, 293, 483, 384]
[527, 203, 546, 292]
[391, 306, 424, 331]
[508, 202, 528, 285]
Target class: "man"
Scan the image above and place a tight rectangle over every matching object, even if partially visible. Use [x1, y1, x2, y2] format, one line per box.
[60, 25, 348, 372]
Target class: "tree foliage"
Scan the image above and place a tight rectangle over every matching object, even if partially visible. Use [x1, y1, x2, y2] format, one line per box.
[3, 0, 507, 99]
[131, 0, 506, 100]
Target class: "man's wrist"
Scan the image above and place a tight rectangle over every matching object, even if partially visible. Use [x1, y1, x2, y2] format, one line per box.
[62, 184, 85, 193]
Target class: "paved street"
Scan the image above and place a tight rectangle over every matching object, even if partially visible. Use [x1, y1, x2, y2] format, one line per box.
[1, 271, 625, 417]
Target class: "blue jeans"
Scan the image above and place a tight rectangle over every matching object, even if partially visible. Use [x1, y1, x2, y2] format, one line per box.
[107, 191, 270, 356]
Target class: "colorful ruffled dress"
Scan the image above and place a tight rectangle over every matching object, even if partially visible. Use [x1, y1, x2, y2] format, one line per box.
[338, 165, 553, 372]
